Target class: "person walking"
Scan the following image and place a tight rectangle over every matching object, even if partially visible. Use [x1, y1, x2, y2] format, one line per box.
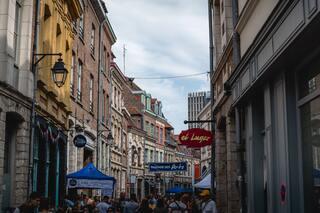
[199, 190, 217, 213]
[154, 197, 168, 213]
[168, 193, 187, 213]
[136, 198, 153, 213]
[96, 196, 111, 213]
[14, 192, 41, 213]
[123, 194, 139, 213]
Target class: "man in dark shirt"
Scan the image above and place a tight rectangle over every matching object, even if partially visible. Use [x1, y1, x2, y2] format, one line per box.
[14, 192, 41, 213]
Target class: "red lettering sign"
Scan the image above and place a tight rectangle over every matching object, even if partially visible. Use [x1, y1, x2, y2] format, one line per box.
[178, 128, 213, 148]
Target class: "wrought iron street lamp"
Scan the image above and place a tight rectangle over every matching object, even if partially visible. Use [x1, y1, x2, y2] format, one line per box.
[51, 57, 68, 87]
[33, 53, 68, 88]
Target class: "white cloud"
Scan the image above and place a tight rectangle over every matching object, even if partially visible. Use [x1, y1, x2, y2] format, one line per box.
[106, 0, 210, 132]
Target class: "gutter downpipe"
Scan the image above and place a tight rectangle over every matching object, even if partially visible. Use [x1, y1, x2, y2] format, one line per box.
[28, 0, 41, 195]
[208, 0, 216, 200]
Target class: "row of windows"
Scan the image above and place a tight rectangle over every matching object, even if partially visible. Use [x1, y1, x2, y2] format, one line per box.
[145, 121, 165, 143]
[69, 53, 109, 123]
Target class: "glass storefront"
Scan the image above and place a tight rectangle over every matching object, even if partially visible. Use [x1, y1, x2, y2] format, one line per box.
[299, 64, 320, 212]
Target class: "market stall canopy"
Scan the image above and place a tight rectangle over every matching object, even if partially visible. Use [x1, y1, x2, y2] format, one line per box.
[166, 187, 193, 194]
[194, 174, 211, 189]
[67, 163, 115, 191]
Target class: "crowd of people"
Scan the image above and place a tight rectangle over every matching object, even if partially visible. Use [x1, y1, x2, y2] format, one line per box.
[10, 189, 217, 213]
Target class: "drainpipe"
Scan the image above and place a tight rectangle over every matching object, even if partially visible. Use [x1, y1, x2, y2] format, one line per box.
[208, 0, 216, 200]
[232, 0, 241, 65]
[28, 0, 41, 195]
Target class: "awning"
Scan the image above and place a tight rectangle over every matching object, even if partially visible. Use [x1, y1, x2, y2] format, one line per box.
[66, 163, 115, 193]
[166, 187, 193, 194]
[194, 174, 211, 189]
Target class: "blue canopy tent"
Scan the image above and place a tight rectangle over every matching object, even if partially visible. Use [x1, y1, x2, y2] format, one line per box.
[166, 187, 193, 194]
[67, 163, 115, 196]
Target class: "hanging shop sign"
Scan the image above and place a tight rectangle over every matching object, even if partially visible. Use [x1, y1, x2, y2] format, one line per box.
[149, 162, 187, 172]
[178, 128, 213, 148]
[73, 134, 87, 148]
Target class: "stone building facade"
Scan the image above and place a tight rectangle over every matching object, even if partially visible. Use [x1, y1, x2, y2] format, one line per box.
[210, 0, 320, 212]
[110, 61, 129, 197]
[32, 0, 81, 207]
[67, 0, 116, 183]
[0, 0, 34, 210]
[209, 0, 240, 212]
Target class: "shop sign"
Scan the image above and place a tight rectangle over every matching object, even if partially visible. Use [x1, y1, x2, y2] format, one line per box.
[178, 128, 213, 148]
[73, 134, 87, 148]
[149, 162, 187, 172]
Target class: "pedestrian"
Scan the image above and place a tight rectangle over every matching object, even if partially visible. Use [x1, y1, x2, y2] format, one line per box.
[123, 193, 139, 213]
[168, 193, 187, 213]
[199, 190, 217, 213]
[154, 197, 168, 213]
[14, 192, 41, 213]
[136, 198, 153, 213]
[96, 196, 111, 213]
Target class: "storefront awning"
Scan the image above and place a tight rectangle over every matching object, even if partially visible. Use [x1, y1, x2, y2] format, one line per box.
[67, 163, 115, 190]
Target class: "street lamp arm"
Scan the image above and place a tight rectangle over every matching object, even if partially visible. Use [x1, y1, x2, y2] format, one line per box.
[34, 53, 62, 66]
[183, 119, 216, 124]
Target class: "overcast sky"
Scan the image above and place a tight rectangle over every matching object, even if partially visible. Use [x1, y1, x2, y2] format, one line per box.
[106, 0, 210, 133]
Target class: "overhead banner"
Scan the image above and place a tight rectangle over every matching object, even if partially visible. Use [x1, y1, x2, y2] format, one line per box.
[67, 178, 114, 189]
[178, 128, 213, 148]
[149, 162, 187, 172]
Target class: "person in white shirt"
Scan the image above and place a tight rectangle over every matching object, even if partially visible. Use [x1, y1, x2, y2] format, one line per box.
[199, 189, 217, 213]
[96, 196, 111, 213]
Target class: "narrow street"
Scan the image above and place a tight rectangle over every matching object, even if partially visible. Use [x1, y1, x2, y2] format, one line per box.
[0, 0, 320, 212]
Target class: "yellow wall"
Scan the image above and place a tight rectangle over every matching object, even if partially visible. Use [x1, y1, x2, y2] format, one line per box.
[239, 0, 279, 56]
[37, 0, 81, 128]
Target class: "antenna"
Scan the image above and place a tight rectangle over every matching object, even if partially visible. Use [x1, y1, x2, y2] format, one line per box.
[123, 44, 127, 74]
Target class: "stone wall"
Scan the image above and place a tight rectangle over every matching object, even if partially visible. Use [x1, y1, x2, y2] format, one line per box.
[0, 86, 31, 209]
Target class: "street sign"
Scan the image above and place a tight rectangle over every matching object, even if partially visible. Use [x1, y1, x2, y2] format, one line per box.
[149, 162, 187, 172]
[73, 134, 87, 148]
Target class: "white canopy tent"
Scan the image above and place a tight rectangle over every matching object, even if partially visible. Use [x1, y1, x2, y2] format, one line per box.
[194, 174, 211, 189]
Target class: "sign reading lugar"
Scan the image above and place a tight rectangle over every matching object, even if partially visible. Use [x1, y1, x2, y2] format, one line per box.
[149, 162, 187, 172]
[179, 128, 213, 148]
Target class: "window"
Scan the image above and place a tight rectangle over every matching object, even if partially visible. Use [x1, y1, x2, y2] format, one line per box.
[114, 87, 117, 108]
[145, 148, 148, 162]
[77, 60, 83, 101]
[90, 24, 95, 54]
[151, 124, 154, 137]
[70, 52, 75, 94]
[118, 91, 121, 109]
[79, 14, 84, 39]
[222, 22, 225, 35]
[155, 126, 159, 140]
[138, 148, 142, 166]
[160, 128, 163, 143]
[89, 75, 93, 112]
[102, 46, 106, 72]
[156, 151, 159, 162]
[14, 1, 21, 64]
[221, 0, 224, 13]
[102, 90, 106, 122]
[160, 152, 163, 162]
[150, 150, 153, 162]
